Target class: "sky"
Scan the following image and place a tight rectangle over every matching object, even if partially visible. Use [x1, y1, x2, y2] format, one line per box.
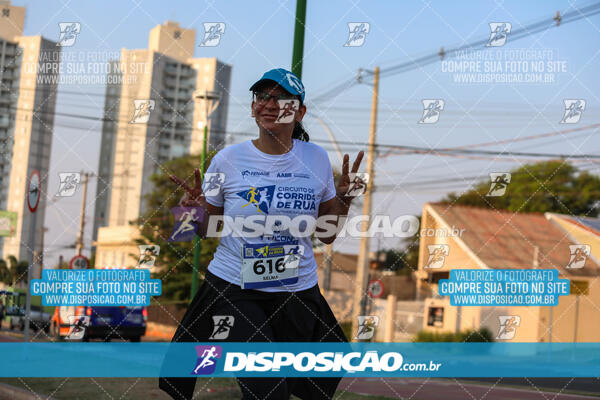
[12, 0, 600, 262]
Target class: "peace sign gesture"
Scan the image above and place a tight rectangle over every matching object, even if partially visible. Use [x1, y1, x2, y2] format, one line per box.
[169, 168, 206, 207]
[336, 150, 365, 206]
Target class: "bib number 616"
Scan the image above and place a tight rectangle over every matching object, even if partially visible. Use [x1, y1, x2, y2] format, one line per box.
[253, 258, 285, 275]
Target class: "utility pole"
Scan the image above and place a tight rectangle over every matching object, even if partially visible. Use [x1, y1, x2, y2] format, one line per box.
[39, 227, 48, 278]
[75, 172, 90, 256]
[352, 66, 379, 339]
[291, 0, 307, 78]
[24, 169, 41, 343]
[24, 201, 37, 343]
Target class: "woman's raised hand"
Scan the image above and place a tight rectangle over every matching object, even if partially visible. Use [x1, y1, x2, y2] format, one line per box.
[336, 150, 365, 205]
[169, 168, 206, 207]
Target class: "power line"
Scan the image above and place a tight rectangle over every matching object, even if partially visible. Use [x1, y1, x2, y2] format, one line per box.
[311, 2, 600, 101]
[379, 124, 600, 158]
[8, 105, 600, 160]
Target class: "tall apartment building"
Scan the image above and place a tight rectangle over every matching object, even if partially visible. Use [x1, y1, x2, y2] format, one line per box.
[0, 1, 60, 277]
[93, 21, 231, 268]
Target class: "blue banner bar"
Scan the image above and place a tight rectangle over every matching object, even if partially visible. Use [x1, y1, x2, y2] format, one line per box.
[438, 269, 570, 306]
[30, 269, 161, 306]
[0, 343, 598, 377]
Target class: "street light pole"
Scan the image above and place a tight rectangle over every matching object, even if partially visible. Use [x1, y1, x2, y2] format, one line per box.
[191, 90, 221, 299]
[291, 0, 307, 78]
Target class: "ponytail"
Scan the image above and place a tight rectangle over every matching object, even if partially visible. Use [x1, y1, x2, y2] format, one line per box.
[292, 121, 310, 142]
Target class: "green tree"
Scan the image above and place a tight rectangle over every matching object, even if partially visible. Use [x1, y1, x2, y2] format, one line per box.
[6, 255, 28, 286]
[443, 160, 600, 216]
[382, 217, 421, 276]
[0, 259, 10, 285]
[404, 161, 599, 272]
[134, 153, 220, 302]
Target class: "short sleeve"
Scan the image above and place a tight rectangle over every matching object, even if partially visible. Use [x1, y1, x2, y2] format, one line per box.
[321, 155, 336, 203]
[202, 153, 225, 207]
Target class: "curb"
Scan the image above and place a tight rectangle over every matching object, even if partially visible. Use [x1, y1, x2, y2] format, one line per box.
[0, 382, 54, 400]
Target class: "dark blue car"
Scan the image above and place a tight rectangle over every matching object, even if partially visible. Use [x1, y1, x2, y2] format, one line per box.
[51, 305, 147, 342]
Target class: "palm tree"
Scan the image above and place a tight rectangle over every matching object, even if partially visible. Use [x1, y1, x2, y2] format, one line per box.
[7, 256, 17, 287]
[6, 255, 27, 287]
[0, 258, 9, 285]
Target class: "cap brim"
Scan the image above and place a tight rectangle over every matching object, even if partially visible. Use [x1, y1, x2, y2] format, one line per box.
[250, 78, 278, 92]
[249, 79, 300, 96]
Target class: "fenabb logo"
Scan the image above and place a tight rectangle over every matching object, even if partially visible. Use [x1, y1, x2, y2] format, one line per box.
[241, 170, 270, 178]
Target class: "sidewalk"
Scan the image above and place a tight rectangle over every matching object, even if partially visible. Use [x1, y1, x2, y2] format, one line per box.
[0, 382, 55, 400]
[340, 378, 600, 400]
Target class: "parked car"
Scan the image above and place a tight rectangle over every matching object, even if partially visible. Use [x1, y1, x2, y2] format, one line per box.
[51, 305, 147, 342]
[20, 305, 51, 332]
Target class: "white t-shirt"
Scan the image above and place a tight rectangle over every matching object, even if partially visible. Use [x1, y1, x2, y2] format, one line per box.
[202, 138, 336, 292]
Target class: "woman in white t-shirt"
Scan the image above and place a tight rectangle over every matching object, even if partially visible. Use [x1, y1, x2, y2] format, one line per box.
[160, 68, 364, 400]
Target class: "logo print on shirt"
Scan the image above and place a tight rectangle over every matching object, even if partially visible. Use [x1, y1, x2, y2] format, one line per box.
[237, 185, 275, 213]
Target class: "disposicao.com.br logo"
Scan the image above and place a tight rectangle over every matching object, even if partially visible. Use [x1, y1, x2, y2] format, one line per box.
[195, 349, 442, 375]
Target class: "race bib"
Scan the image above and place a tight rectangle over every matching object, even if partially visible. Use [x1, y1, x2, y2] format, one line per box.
[240, 242, 304, 289]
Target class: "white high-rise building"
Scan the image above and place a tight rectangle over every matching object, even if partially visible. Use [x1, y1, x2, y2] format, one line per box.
[93, 21, 231, 268]
[0, 1, 60, 278]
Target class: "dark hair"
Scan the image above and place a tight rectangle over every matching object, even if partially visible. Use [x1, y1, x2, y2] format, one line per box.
[292, 121, 309, 142]
[292, 94, 309, 142]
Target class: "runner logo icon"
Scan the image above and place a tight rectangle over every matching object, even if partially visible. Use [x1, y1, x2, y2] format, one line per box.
[487, 173, 511, 197]
[237, 185, 276, 213]
[65, 316, 90, 340]
[560, 99, 586, 124]
[203, 173, 225, 196]
[419, 99, 444, 124]
[344, 22, 370, 47]
[425, 244, 449, 269]
[566, 244, 590, 269]
[210, 316, 234, 340]
[496, 315, 520, 340]
[200, 23, 225, 47]
[130, 100, 155, 123]
[56, 172, 81, 197]
[486, 22, 511, 47]
[138, 245, 159, 268]
[169, 207, 204, 242]
[57, 22, 81, 47]
[276, 100, 299, 124]
[192, 345, 222, 375]
[355, 316, 379, 340]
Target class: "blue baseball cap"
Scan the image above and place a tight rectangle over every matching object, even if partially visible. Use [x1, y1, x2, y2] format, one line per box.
[249, 68, 305, 103]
